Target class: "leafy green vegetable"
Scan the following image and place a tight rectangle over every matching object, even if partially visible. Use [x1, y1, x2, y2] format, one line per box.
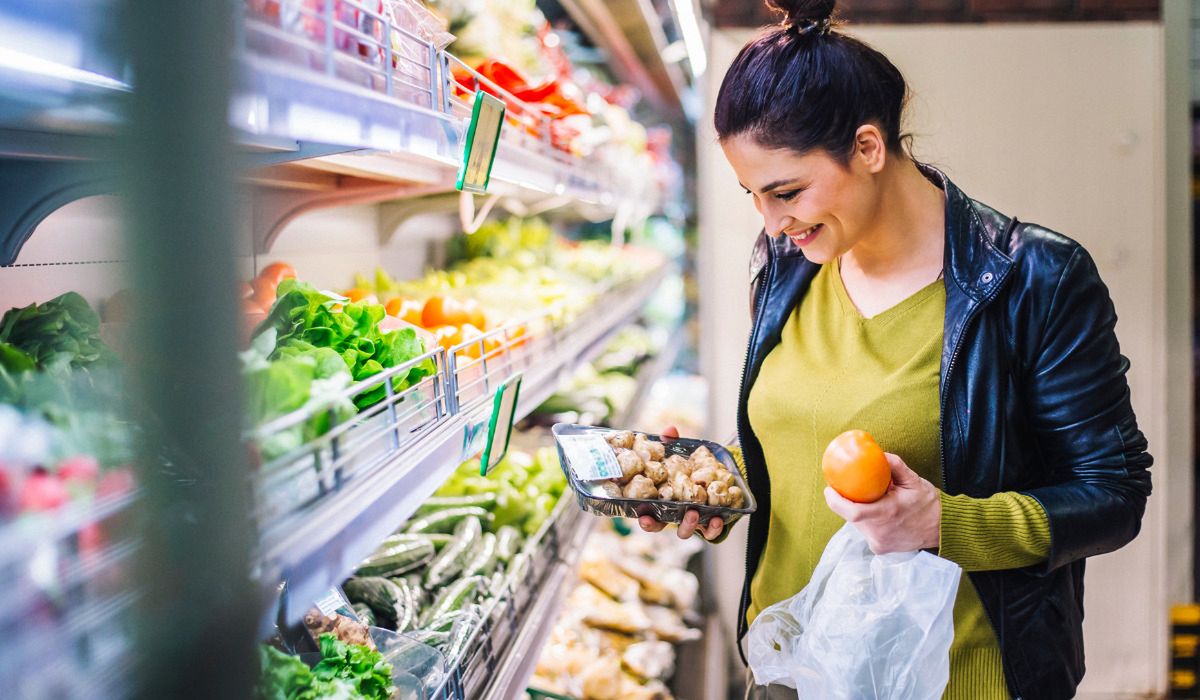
[241, 329, 355, 461]
[0, 294, 132, 467]
[256, 636, 393, 700]
[255, 280, 435, 411]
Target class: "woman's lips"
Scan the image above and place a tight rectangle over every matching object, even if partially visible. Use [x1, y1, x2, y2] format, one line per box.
[787, 223, 823, 247]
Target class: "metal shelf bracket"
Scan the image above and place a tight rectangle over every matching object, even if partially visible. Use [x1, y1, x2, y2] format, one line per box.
[0, 158, 115, 266]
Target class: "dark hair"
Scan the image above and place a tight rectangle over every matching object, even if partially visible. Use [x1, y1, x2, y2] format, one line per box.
[714, 0, 911, 166]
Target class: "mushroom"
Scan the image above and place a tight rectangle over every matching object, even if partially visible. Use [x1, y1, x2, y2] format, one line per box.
[706, 481, 732, 507]
[643, 460, 668, 485]
[690, 445, 715, 463]
[690, 465, 719, 487]
[713, 468, 737, 487]
[663, 454, 692, 477]
[633, 434, 666, 463]
[607, 431, 635, 450]
[622, 474, 659, 500]
[727, 485, 746, 508]
[657, 484, 675, 502]
[616, 449, 645, 485]
[671, 471, 707, 504]
[599, 481, 624, 499]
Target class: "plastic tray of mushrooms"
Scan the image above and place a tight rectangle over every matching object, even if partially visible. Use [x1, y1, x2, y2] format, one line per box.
[551, 423, 757, 526]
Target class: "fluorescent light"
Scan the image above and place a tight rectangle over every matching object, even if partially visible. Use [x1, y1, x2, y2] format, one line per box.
[0, 46, 128, 91]
[670, 0, 707, 79]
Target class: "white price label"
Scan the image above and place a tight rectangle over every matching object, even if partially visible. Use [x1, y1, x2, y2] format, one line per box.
[314, 589, 346, 618]
[559, 434, 623, 481]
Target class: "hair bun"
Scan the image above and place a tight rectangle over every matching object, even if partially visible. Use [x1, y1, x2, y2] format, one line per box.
[766, 0, 836, 27]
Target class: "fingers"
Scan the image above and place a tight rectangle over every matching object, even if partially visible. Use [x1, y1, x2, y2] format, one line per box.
[823, 486, 855, 520]
[639, 515, 667, 533]
[885, 452, 917, 487]
[701, 516, 725, 540]
[676, 509, 699, 539]
[660, 425, 679, 440]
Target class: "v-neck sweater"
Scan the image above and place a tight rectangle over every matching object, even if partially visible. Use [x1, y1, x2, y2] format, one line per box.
[744, 263, 1051, 699]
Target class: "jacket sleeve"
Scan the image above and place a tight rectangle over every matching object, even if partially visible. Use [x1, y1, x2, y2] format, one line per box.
[1019, 245, 1152, 572]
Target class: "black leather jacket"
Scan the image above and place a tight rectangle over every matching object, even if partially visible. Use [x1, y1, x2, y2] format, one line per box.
[734, 165, 1152, 699]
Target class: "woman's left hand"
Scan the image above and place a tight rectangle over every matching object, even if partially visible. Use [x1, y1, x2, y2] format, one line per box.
[823, 453, 941, 554]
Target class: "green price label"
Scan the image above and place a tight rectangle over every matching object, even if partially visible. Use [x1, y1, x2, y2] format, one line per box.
[480, 373, 523, 476]
[457, 91, 505, 194]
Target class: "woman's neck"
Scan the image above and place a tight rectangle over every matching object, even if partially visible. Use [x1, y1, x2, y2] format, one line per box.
[840, 158, 946, 281]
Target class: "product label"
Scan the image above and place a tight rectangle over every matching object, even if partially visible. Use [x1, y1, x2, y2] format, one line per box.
[315, 588, 351, 618]
[559, 434, 622, 481]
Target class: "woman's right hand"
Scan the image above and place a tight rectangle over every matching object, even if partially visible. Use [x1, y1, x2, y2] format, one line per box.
[636, 425, 727, 540]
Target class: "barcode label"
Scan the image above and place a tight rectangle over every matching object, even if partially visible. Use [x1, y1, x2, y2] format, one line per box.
[559, 434, 623, 481]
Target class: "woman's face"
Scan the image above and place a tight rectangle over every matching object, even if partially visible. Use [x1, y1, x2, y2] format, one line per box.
[720, 133, 883, 265]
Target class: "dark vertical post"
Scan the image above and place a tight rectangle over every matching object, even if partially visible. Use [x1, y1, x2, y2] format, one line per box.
[117, 2, 256, 698]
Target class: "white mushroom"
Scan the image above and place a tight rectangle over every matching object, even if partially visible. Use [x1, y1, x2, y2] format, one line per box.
[690, 465, 719, 487]
[727, 485, 746, 509]
[706, 481, 731, 507]
[643, 460, 668, 485]
[663, 454, 692, 477]
[606, 431, 635, 450]
[622, 474, 659, 500]
[616, 449, 645, 485]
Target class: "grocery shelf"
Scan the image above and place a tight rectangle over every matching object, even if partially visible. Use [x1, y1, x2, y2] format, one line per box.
[612, 322, 688, 429]
[253, 263, 667, 635]
[0, 1, 657, 265]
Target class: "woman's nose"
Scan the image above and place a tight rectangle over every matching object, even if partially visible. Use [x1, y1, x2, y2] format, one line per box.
[762, 204, 794, 238]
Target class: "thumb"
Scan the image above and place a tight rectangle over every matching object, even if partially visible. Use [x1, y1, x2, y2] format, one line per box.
[661, 425, 679, 439]
[886, 453, 919, 487]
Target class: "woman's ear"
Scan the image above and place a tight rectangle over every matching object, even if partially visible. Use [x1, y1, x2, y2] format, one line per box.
[853, 124, 887, 174]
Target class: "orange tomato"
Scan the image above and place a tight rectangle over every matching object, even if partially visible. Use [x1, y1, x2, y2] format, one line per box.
[258, 262, 296, 287]
[385, 297, 423, 324]
[251, 276, 278, 310]
[342, 287, 372, 303]
[457, 323, 485, 358]
[821, 429, 891, 503]
[430, 325, 461, 349]
[422, 296, 470, 328]
[461, 298, 486, 329]
[507, 323, 530, 348]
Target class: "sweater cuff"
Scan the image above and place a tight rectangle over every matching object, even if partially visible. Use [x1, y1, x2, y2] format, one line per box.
[938, 491, 1052, 572]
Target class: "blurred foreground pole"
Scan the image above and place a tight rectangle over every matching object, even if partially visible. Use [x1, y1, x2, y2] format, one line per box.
[117, 2, 257, 698]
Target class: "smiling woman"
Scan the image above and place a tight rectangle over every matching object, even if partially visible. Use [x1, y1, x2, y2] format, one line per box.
[640, 0, 1154, 698]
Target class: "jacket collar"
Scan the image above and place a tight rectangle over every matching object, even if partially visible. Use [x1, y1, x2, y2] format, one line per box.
[919, 163, 1015, 302]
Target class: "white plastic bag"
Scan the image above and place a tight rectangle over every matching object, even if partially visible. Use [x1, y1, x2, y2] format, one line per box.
[746, 523, 961, 699]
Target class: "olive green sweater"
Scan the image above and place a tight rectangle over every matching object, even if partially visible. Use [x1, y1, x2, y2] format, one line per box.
[743, 263, 1051, 699]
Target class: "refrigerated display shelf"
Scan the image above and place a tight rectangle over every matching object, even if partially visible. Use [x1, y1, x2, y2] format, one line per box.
[254, 263, 667, 635]
[0, 1, 655, 266]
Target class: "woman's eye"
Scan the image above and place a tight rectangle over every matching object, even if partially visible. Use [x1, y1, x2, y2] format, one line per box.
[741, 188, 752, 195]
[775, 190, 800, 202]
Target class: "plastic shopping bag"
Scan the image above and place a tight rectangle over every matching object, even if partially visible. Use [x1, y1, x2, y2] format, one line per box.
[746, 523, 961, 699]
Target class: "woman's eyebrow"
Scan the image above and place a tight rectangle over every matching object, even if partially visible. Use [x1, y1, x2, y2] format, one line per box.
[741, 178, 802, 194]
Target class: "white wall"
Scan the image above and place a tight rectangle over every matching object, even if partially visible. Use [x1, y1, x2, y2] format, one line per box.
[699, 21, 1184, 698]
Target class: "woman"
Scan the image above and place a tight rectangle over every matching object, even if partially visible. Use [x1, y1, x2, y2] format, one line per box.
[639, 0, 1152, 697]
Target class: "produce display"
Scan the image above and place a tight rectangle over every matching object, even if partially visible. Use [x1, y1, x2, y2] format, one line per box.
[339, 447, 566, 664]
[599, 432, 745, 509]
[242, 271, 438, 461]
[531, 324, 659, 427]
[528, 526, 703, 700]
[349, 225, 662, 357]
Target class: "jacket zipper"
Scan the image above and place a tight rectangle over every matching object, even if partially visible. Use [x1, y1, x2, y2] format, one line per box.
[939, 268, 1015, 694]
[736, 245, 773, 645]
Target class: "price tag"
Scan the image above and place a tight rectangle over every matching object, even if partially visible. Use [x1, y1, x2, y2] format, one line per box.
[558, 434, 623, 481]
[480, 373, 523, 475]
[314, 588, 355, 619]
[456, 91, 505, 194]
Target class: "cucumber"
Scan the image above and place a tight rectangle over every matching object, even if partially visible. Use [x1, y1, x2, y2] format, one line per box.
[404, 506, 494, 535]
[419, 575, 487, 628]
[494, 525, 523, 563]
[390, 578, 419, 632]
[460, 532, 498, 579]
[380, 532, 454, 551]
[409, 628, 449, 649]
[415, 493, 498, 515]
[351, 602, 376, 627]
[404, 573, 429, 607]
[423, 516, 483, 588]
[356, 538, 435, 578]
[343, 577, 407, 630]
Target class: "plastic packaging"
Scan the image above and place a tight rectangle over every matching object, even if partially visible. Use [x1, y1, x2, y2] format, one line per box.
[552, 423, 756, 526]
[746, 523, 960, 699]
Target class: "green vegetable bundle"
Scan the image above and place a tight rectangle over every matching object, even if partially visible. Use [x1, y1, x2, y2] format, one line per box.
[256, 280, 436, 411]
[0, 293, 131, 466]
[257, 634, 393, 700]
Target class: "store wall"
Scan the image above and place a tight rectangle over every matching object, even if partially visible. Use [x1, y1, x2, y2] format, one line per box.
[698, 21, 1184, 697]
